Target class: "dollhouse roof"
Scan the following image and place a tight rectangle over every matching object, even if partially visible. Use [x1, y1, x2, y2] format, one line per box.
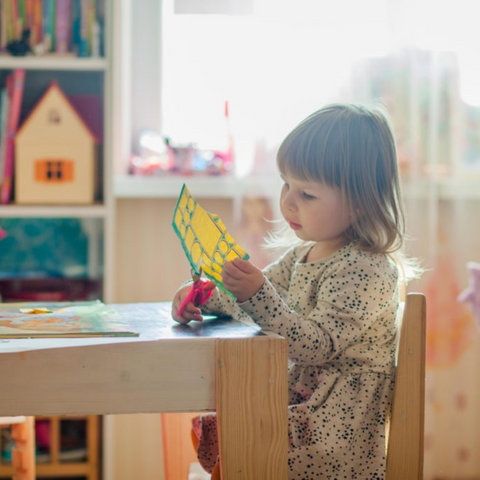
[16, 81, 100, 143]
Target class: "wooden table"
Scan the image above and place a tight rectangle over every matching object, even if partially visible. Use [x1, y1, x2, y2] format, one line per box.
[0, 302, 289, 480]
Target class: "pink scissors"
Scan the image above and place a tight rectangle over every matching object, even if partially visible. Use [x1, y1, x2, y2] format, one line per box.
[178, 267, 216, 317]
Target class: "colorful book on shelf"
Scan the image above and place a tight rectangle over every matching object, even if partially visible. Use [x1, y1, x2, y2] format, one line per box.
[1, 69, 26, 206]
[42, 0, 55, 51]
[0, 301, 139, 338]
[96, 0, 104, 55]
[18, 0, 27, 33]
[88, 0, 99, 57]
[55, 0, 70, 53]
[0, 1, 7, 50]
[25, 0, 34, 38]
[4, 0, 14, 43]
[79, 0, 89, 56]
[33, 0, 43, 48]
[10, 0, 20, 40]
[0, 76, 13, 198]
[71, 0, 81, 54]
[0, 87, 10, 191]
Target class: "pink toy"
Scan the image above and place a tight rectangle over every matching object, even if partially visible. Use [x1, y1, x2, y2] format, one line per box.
[458, 262, 480, 327]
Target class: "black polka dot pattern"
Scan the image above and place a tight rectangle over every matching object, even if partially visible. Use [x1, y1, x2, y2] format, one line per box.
[197, 242, 399, 479]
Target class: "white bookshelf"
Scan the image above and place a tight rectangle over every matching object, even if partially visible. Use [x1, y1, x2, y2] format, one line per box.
[114, 174, 480, 201]
[0, 1, 118, 480]
[0, 204, 108, 218]
[0, 2, 116, 305]
[114, 174, 282, 200]
[0, 55, 108, 71]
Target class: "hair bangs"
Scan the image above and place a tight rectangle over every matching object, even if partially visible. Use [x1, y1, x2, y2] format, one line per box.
[277, 113, 346, 188]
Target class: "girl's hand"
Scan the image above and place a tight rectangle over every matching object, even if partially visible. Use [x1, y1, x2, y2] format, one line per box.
[222, 258, 265, 303]
[171, 284, 204, 324]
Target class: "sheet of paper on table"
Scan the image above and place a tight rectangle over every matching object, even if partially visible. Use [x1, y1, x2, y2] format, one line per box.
[172, 184, 249, 295]
[0, 300, 138, 339]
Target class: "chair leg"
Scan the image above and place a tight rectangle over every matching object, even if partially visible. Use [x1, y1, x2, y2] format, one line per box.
[11, 417, 35, 480]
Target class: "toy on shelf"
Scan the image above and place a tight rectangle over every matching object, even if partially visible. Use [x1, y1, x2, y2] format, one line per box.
[14, 81, 100, 205]
[6, 29, 33, 56]
[130, 132, 233, 176]
[130, 101, 234, 176]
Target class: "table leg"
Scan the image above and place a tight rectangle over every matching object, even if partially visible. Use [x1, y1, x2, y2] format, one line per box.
[215, 336, 288, 480]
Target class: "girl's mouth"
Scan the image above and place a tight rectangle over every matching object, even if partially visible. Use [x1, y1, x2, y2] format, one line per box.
[289, 221, 301, 230]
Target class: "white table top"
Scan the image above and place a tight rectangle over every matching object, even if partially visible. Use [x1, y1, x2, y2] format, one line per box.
[0, 302, 264, 416]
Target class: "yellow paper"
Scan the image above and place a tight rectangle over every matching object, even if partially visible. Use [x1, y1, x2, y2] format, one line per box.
[172, 184, 249, 294]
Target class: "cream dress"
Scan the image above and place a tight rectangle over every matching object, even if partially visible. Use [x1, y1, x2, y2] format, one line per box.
[194, 242, 399, 480]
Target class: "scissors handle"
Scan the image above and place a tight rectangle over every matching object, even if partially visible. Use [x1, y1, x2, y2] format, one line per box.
[177, 278, 216, 317]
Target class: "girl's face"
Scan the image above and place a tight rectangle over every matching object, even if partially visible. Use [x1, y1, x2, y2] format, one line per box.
[280, 173, 352, 246]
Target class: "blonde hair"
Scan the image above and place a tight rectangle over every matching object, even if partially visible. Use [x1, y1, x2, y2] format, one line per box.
[270, 103, 418, 280]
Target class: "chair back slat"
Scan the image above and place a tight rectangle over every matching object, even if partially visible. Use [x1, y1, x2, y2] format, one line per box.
[386, 293, 426, 480]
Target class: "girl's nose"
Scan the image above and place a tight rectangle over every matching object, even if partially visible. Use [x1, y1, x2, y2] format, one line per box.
[281, 190, 297, 212]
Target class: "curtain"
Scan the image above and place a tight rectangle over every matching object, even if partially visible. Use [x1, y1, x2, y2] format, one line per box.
[159, 2, 480, 478]
[347, 48, 480, 479]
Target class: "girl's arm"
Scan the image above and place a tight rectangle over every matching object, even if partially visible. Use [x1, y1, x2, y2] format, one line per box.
[198, 246, 298, 319]
[238, 261, 398, 366]
[261, 246, 298, 298]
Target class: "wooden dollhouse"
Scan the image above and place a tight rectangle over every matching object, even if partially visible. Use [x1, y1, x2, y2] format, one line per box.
[14, 81, 98, 205]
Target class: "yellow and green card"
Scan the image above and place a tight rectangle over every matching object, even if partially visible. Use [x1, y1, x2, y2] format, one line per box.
[172, 184, 249, 295]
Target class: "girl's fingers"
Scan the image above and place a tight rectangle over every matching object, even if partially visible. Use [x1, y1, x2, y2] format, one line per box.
[222, 278, 242, 297]
[223, 261, 244, 280]
[183, 302, 202, 316]
[232, 257, 256, 273]
[221, 273, 239, 290]
[172, 301, 203, 323]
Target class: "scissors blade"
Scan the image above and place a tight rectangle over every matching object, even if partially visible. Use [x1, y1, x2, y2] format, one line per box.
[191, 267, 201, 283]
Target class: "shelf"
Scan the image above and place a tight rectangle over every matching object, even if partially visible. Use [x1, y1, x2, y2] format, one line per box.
[114, 175, 281, 199]
[0, 204, 107, 218]
[0, 55, 108, 71]
[115, 174, 480, 201]
[0, 415, 99, 480]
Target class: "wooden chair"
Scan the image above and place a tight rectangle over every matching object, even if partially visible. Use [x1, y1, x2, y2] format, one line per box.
[0, 416, 35, 480]
[386, 293, 427, 480]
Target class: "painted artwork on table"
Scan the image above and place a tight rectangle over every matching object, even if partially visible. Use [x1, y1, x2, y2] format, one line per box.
[172, 184, 249, 295]
[0, 301, 138, 338]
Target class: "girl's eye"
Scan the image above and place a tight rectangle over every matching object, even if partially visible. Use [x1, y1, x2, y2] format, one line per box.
[302, 192, 316, 200]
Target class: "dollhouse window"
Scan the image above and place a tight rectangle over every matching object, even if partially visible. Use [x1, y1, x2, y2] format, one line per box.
[48, 110, 61, 124]
[35, 160, 74, 183]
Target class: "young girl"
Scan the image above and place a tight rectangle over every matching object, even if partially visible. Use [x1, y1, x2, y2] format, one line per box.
[172, 103, 406, 479]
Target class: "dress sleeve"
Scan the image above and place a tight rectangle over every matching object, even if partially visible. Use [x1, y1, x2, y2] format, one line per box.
[199, 284, 258, 325]
[238, 259, 398, 366]
[261, 246, 298, 298]
[199, 246, 298, 320]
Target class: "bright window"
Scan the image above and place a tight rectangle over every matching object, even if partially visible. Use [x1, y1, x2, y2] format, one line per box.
[160, 0, 480, 177]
